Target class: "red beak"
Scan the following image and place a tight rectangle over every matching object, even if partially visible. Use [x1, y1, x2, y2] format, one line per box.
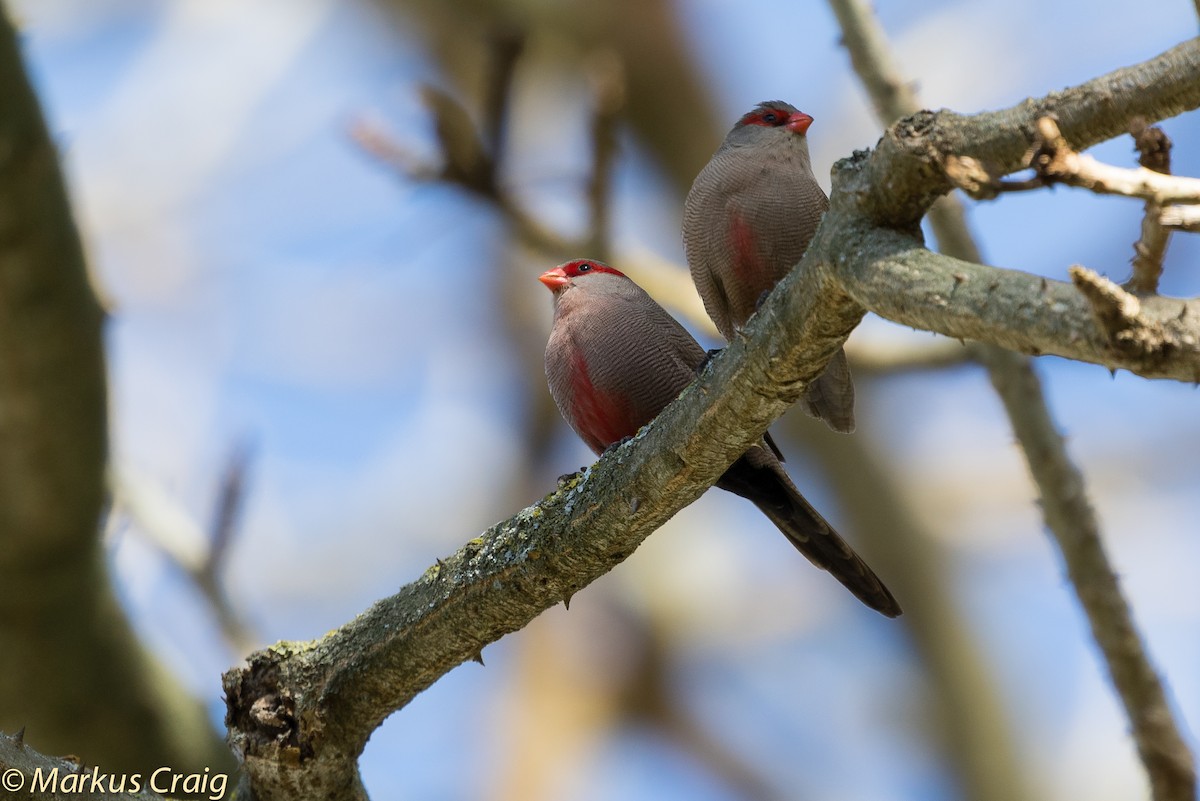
[539, 267, 569, 290]
[786, 111, 814, 135]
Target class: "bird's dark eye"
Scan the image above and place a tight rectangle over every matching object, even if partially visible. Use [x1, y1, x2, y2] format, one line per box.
[762, 112, 778, 123]
[577, 263, 591, 272]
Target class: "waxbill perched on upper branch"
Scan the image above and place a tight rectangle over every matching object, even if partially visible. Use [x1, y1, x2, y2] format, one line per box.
[684, 101, 855, 433]
[540, 259, 900, 617]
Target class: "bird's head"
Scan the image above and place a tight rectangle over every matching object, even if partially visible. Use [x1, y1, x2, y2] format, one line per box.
[737, 100, 813, 134]
[538, 259, 627, 294]
[722, 101, 815, 151]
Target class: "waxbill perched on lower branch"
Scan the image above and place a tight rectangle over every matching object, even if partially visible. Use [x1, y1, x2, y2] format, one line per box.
[540, 259, 900, 618]
[684, 100, 855, 433]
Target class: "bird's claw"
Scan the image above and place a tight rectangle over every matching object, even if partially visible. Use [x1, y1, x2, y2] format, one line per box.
[699, 347, 724, 372]
[601, 436, 633, 457]
[557, 469, 585, 486]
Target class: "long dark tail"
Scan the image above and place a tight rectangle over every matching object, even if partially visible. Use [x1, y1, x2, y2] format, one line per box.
[717, 447, 901, 617]
[803, 348, 856, 434]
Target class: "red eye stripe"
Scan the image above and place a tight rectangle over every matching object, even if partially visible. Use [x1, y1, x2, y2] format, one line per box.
[559, 259, 626, 279]
[739, 106, 791, 128]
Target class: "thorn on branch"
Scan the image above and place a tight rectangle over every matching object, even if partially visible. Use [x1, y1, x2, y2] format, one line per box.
[471, 649, 485, 666]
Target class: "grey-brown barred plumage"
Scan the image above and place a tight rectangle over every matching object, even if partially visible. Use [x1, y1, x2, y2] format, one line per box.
[684, 100, 855, 433]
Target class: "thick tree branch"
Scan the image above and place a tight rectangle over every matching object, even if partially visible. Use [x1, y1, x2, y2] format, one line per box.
[0, 8, 233, 776]
[0, 729, 171, 801]
[224, 36, 1200, 799]
[828, 4, 1196, 799]
[842, 37, 1200, 229]
[831, 226, 1200, 380]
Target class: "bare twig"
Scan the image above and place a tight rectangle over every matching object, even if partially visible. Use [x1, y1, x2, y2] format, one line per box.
[1028, 117, 1200, 205]
[1160, 204, 1200, 231]
[952, 116, 1200, 209]
[1127, 117, 1174, 293]
[353, 93, 570, 256]
[826, 0, 919, 123]
[113, 454, 259, 656]
[419, 85, 497, 196]
[206, 442, 252, 582]
[349, 119, 439, 181]
[198, 443, 258, 655]
[111, 466, 209, 572]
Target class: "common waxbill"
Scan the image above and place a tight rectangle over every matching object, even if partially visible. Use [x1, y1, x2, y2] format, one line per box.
[540, 259, 899, 617]
[684, 100, 855, 433]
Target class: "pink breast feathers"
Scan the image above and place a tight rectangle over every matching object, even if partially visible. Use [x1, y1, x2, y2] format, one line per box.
[729, 211, 768, 286]
[568, 349, 639, 455]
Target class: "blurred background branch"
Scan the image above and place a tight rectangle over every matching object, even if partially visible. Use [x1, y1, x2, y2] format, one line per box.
[110, 443, 259, 657]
